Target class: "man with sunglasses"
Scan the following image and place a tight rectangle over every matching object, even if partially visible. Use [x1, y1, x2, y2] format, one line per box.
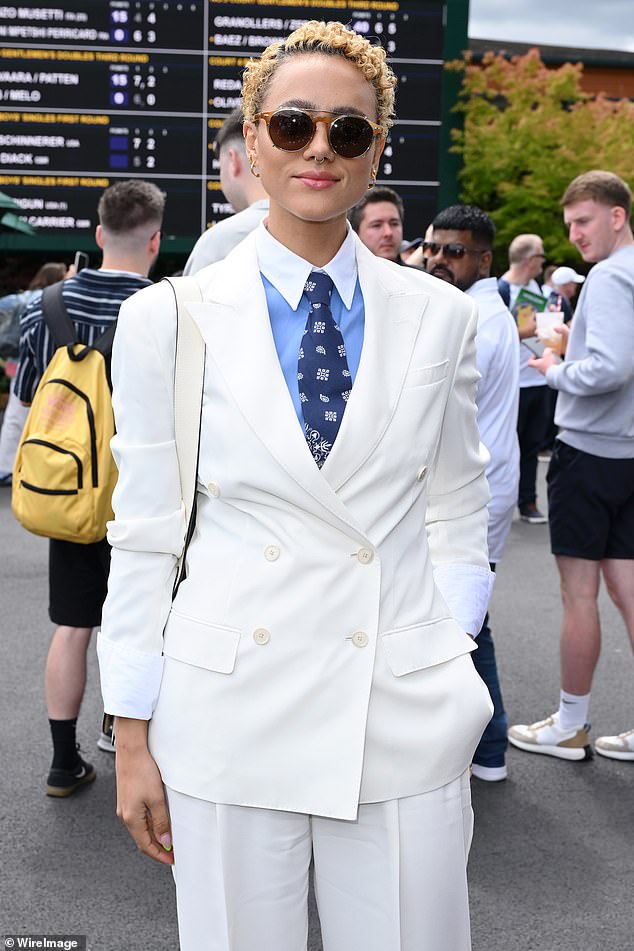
[184, 108, 268, 275]
[426, 205, 520, 782]
[497, 234, 551, 525]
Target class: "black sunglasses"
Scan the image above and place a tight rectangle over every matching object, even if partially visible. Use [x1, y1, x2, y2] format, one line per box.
[423, 242, 485, 260]
[254, 108, 384, 159]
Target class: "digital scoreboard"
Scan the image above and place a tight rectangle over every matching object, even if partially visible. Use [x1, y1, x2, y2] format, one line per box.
[0, 1, 446, 251]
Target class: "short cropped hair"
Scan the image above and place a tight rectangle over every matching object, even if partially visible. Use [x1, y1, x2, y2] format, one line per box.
[508, 233, 543, 265]
[215, 107, 246, 155]
[348, 186, 404, 232]
[97, 180, 165, 235]
[561, 170, 632, 218]
[242, 20, 396, 131]
[431, 204, 495, 249]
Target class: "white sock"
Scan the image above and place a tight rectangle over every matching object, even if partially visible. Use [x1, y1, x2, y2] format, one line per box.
[558, 690, 591, 731]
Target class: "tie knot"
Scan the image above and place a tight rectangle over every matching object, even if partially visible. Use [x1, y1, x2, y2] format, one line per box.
[304, 271, 333, 307]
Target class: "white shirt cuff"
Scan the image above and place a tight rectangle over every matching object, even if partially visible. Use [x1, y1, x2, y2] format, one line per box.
[97, 633, 164, 720]
[433, 563, 495, 637]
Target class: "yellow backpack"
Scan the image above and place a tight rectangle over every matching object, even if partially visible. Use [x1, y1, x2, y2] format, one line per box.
[12, 282, 118, 543]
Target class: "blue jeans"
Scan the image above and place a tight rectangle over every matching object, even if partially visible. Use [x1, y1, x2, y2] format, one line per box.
[472, 613, 508, 768]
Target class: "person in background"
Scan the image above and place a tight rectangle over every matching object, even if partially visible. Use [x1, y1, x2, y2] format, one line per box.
[348, 185, 409, 264]
[498, 233, 551, 524]
[426, 204, 519, 782]
[509, 170, 634, 763]
[548, 265, 585, 317]
[14, 180, 164, 797]
[184, 108, 269, 275]
[0, 263, 68, 486]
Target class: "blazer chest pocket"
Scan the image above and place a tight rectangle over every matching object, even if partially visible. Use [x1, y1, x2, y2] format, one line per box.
[404, 360, 449, 389]
[163, 610, 241, 673]
[382, 617, 475, 676]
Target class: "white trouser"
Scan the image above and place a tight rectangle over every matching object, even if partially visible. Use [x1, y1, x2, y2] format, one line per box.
[0, 380, 28, 474]
[166, 771, 473, 951]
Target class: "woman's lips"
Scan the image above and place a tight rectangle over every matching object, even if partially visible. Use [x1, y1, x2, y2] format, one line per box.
[295, 172, 338, 189]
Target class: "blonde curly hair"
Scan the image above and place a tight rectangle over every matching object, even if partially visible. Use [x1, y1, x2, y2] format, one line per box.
[242, 21, 396, 131]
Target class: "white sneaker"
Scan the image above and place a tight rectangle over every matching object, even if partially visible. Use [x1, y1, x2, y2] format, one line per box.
[471, 763, 508, 782]
[508, 712, 592, 761]
[97, 713, 116, 753]
[595, 728, 634, 761]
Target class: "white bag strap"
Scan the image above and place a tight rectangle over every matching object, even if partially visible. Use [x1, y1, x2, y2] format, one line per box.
[163, 276, 205, 591]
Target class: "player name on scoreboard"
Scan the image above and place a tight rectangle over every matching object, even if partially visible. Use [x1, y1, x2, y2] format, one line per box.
[0, 0, 445, 243]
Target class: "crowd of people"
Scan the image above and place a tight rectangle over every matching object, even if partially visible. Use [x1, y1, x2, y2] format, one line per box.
[0, 19, 632, 951]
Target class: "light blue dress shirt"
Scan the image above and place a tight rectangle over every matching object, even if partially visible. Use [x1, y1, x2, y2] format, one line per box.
[254, 223, 365, 426]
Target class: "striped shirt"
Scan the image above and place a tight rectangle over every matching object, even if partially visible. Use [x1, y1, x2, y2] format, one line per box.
[14, 268, 151, 403]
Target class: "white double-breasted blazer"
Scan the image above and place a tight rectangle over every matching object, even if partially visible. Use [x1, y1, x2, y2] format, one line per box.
[98, 230, 493, 820]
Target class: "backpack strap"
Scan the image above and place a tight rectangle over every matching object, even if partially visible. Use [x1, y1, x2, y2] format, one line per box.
[163, 276, 206, 596]
[42, 281, 117, 361]
[41, 282, 76, 348]
[90, 321, 117, 358]
[497, 278, 511, 308]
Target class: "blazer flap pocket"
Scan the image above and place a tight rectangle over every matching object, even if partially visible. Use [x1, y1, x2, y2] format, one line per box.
[404, 360, 449, 388]
[382, 617, 476, 676]
[163, 611, 241, 673]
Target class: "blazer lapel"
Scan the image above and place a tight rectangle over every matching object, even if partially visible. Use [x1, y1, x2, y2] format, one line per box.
[183, 233, 367, 536]
[322, 239, 428, 491]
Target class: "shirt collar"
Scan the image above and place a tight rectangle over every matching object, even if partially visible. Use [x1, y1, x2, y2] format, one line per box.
[255, 221, 358, 311]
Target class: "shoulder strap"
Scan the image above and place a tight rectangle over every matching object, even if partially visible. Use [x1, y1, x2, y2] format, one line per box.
[42, 281, 117, 360]
[41, 282, 76, 348]
[163, 276, 206, 595]
[91, 321, 117, 357]
[497, 279, 511, 308]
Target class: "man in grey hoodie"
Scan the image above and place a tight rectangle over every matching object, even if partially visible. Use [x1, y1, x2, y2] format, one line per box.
[509, 170, 634, 763]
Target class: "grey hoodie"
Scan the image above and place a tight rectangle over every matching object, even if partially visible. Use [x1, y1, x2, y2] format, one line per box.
[547, 245, 634, 458]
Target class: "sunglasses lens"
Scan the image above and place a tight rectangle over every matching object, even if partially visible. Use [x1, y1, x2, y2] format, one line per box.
[423, 242, 467, 259]
[330, 115, 374, 157]
[268, 110, 314, 151]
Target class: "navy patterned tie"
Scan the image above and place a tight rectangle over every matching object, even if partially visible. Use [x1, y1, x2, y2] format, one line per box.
[298, 271, 351, 467]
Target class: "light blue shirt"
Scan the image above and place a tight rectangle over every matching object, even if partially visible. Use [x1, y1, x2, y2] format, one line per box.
[254, 223, 365, 426]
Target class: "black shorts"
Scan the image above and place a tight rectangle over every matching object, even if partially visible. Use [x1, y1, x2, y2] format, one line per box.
[547, 440, 634, 560]
[49, 537, 111, 628]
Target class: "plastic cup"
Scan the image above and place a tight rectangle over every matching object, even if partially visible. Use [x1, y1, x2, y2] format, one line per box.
[536, 311, 564, 354]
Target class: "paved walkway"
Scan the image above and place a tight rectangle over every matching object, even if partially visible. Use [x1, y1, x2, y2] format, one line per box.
[1, 463, 632, 951]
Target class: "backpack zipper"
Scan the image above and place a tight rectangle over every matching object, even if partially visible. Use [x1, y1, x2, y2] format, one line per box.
[44, 379, 98, 486]
[21, 438, 83, 493]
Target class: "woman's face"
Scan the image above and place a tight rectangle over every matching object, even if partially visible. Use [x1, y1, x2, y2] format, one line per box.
[244, 53, 383, 231]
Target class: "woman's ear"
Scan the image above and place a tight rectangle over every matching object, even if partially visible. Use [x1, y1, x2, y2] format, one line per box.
[371, 136, 386, 179]
[243, 120, 257, 162]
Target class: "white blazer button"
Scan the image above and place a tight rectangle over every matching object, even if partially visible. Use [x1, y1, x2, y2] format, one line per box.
[357, 547, 374, 565]
[351, 631, 369, 648]
[253, 628, 271, 645]
[208, 482, 221, 498]
[264, 545, 280, 561]
[416, 466, 428, 482]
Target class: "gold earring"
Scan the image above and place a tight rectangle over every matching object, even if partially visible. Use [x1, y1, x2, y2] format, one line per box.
[368, 168, 377, 190]
[249, 157, 260, 179]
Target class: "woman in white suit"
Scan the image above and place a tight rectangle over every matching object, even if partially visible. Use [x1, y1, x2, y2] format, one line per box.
[98, 20, 494, 951]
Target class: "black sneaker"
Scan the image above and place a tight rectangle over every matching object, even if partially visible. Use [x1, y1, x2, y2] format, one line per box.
[46, 748, 96, 797]
[519, 502, 547, 524]
[97, 712, 116, 753]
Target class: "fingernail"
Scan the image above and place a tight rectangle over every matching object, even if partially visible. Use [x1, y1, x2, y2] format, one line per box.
[159, 833, 172, 852]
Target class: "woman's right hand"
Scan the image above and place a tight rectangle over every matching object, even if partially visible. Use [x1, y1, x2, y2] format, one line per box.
[114, 717, 174, 866]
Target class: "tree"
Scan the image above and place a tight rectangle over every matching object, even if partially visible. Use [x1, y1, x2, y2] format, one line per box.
[447, 49, 634, 266]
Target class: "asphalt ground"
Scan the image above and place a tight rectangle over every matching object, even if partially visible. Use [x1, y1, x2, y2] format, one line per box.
[1, 462, 632, 951]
